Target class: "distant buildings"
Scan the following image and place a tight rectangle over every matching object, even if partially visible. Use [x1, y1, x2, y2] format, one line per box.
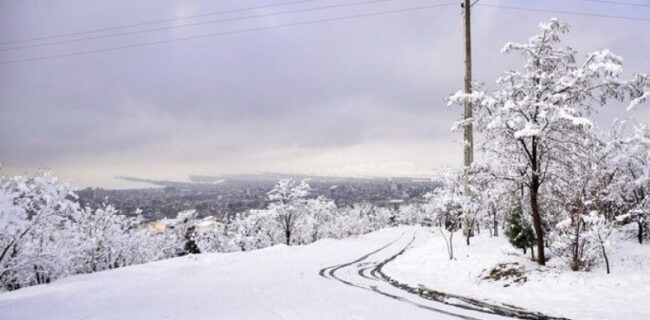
[77, 176, 439, 222]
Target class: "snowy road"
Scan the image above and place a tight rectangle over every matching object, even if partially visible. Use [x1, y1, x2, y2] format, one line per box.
[0, 227, 511, 320]
[318, 230, 505, 320]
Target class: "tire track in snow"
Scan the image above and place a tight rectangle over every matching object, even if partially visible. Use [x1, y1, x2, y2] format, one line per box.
[318, 231, 404, 281]
[319, 231, 484, 320]
[371, 232, 572, 320]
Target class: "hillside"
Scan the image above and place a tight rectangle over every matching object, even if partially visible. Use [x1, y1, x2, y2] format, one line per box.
[0, 227, 513, 320]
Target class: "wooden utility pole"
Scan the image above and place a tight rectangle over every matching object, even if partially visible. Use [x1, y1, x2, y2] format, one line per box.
[463, 0, 473, 191]
[461, 0, 474, 241]
[463, 0, 474, 171]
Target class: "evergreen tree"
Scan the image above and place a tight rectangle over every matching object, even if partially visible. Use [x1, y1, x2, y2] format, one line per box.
[505, 202, 535, 259]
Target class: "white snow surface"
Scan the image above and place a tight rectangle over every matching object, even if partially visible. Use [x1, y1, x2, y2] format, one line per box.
[384, 229, 650, 320]
[0, 227, 509, 320]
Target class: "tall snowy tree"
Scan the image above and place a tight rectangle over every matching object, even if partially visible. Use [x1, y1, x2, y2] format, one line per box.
[449, 19, 650, 265]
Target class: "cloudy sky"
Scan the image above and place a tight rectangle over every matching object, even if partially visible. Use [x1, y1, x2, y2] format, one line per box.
[1, 0, 649, 188]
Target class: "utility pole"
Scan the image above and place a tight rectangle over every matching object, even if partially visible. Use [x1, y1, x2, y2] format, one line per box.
[462, 0, 473, 192]
[462, 0, 474, 241]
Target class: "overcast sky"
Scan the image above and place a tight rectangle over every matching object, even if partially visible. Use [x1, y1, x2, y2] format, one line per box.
[1, 0, 649, 188]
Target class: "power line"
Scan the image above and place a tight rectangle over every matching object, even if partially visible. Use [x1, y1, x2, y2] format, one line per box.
[476, 3, 650, 22]
[575, 0, 650, 7]
[0, 0, 329, 46]
[0, 3, 458, 65]
[0, 0, 399, 52]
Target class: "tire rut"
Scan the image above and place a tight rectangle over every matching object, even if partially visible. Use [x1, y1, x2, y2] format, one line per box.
[371, 233, 572, 320]
[319, 232, 483, 320]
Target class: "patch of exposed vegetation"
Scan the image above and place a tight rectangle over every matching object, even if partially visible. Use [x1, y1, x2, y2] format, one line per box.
[482, 263, 528, 286]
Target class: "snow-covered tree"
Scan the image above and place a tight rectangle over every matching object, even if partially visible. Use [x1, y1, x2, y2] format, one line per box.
[305, 196, 338, 242]
[0, 171, 79, 290]
[543, 125, 617, 271]
[424, 168, 469, 259]
[449, 19, 649, 265]
[267, 179, 311, 245]
[66, 205, 136, 273]
[609, 123, 650, 244]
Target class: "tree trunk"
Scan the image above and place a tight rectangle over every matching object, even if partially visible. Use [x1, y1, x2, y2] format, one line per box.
[530, 241, 535, 261]
[601, 242, 610, 274]
[465, 219, 473, 246]
[530, 142, 546, 265]
[449, 231, 454, 260]
[493, 209, 499, 237]
[440, 228, 454, 260]
[638, 221, 644, 244]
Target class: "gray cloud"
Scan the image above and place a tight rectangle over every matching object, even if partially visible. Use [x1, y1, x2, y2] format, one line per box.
[1, 0, 649, 187]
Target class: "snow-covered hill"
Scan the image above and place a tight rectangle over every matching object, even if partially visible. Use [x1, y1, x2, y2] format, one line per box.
[0, 227, 508, 320]
[2, 226, 647, 320]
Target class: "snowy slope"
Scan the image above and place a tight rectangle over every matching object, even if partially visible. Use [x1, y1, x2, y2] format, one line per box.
[384, 230, 650, 320]
[0, 227, 510, 320]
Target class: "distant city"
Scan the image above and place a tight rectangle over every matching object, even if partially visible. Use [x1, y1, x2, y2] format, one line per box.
[77, 173, 440, 222]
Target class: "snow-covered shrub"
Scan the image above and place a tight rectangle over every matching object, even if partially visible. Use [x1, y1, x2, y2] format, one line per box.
[395, 203, 423, 226]
[228, 209, 279, 251]
[195, 221, 230, 253]
[552, 211, 614, 272]
[161, 210, 201, 255]
[66, 205, 139, 273]
[304, 196, 338, 242]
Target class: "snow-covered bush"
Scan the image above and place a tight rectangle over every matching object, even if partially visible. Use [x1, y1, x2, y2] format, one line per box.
[227, 209, 279, 251]
[195, 220, 230, 253]
[161, 210, 201, 255]
[395, 203, 423, 226]
[304, 196, 338, 242]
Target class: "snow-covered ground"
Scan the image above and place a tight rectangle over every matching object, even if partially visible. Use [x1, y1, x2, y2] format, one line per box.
[384, 228, 650, 320]
[0, 227, 509, 320]
[3, 225, 646, 320]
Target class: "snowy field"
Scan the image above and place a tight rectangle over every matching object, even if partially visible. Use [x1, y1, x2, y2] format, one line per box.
[1, 227, 511, 320]
[2, 225, 648, 320]
[384, 228, 650, 320]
